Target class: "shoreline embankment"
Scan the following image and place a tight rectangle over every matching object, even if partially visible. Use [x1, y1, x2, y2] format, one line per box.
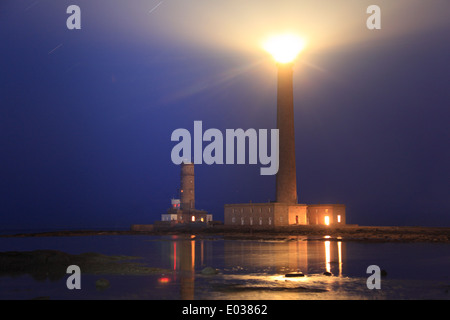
[1, 225, 449, 243]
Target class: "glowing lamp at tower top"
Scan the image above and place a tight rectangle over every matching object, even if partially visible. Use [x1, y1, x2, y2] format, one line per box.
[263, 34, 306, 64]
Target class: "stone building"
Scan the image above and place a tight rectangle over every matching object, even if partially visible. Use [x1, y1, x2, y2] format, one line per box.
[307, 204, 346, 226]
[224, 203, 346, 227]
[224, 203, 307, 227]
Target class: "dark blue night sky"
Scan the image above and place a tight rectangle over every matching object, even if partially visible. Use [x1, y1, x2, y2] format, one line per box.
[1, 1, 449, 230]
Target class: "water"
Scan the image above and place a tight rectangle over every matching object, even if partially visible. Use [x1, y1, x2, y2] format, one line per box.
[0, 234, 449, 299]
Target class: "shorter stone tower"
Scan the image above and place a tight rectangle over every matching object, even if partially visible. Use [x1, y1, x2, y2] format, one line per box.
[180, 163, 195, 210]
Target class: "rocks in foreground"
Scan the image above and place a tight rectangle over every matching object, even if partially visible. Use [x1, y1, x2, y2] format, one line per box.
[95, 278, 110, 290]
[285, 272, 305, 278]
[201, 267, 219, 275]
[0, 250, 169, 281]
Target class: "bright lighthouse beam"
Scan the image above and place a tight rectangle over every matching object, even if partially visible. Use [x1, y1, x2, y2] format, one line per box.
[263, 34, 306, 64]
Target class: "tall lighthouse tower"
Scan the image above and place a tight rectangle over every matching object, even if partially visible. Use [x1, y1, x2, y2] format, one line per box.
[275, 62, 298, 204]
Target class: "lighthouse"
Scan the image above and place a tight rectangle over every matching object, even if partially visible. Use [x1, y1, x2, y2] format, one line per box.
[276, 62, 298, 205]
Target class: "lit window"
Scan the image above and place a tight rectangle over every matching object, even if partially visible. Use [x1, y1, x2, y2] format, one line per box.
[324, 216, 330, 226]
[337, 215, 341, 223]
[201, 218, 204, 222]
[191, 216, 195, 222]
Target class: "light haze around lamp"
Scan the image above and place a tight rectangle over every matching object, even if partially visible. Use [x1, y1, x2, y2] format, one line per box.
[263, 34, 306, 64]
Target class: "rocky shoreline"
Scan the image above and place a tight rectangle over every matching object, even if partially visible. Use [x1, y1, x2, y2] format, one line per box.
[1, 225, 449, 243]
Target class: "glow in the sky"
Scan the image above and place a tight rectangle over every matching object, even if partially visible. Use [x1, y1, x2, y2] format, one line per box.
[263, 34, 306, 63]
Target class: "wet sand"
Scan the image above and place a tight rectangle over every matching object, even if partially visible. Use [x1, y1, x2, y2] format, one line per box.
[1, 225, 449, 243]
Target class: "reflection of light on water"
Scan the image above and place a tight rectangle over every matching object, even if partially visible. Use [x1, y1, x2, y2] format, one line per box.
[200, 240, 204, 266]
[206, 273, 378, 300]
[191, 240, 195, 268]
[322, 236, 343, 276]
[325, 241, 331, 273]
[168, 237, 353, 299]
[338, 241, 342, 276]
[158, 277, 170, 284]
[173, 242, 177, 270]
